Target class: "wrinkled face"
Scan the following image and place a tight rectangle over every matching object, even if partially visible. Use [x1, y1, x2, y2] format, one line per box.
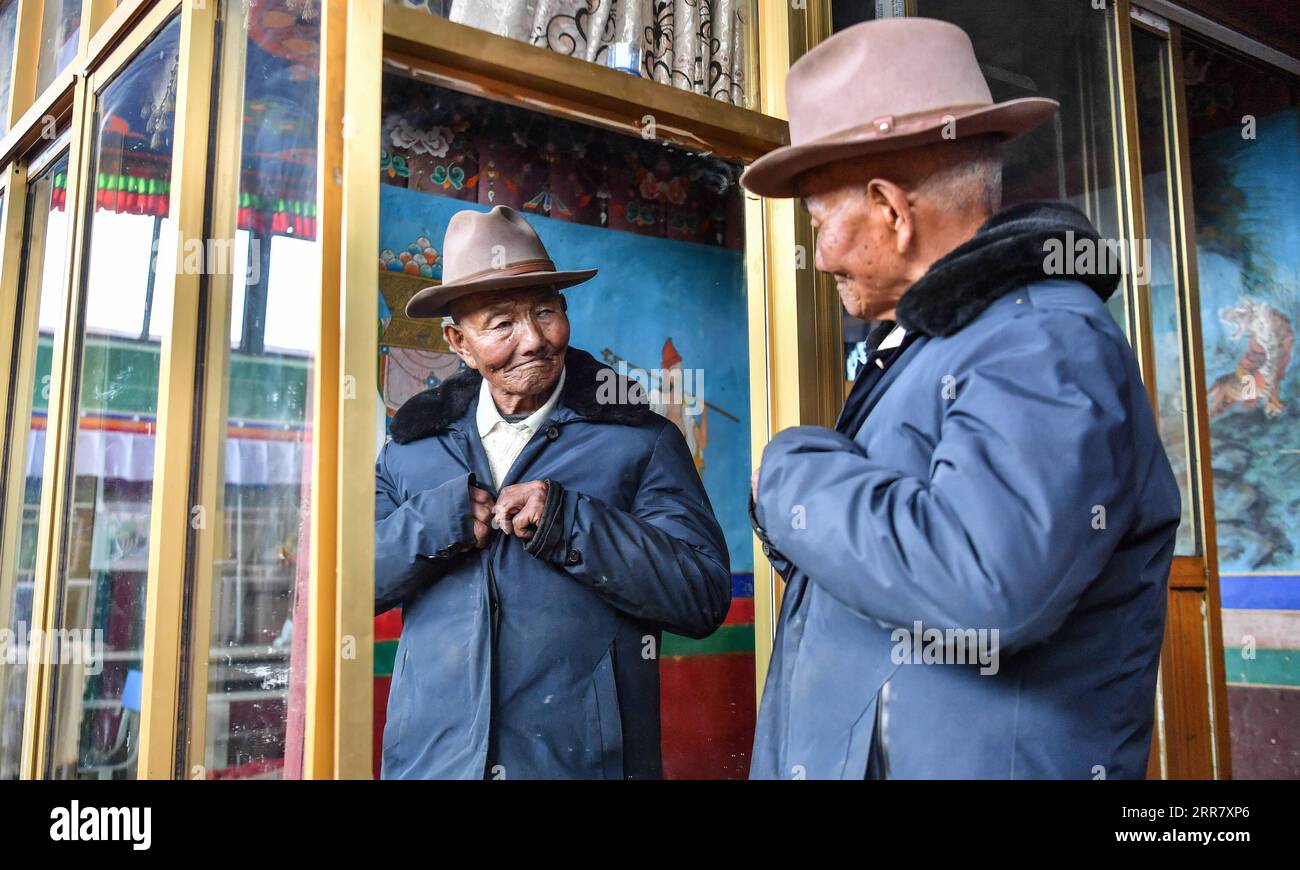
[444, 286, 570, 399]
[798, 162, 915, 321]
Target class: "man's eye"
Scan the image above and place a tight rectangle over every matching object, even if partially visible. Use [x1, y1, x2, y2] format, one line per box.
[537, 308, 554, 317]
[491, 321, 511, 331]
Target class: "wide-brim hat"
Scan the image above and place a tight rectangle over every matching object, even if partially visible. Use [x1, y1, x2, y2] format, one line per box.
[406, 205, 597, 318]
[740, 18, 1060, 198]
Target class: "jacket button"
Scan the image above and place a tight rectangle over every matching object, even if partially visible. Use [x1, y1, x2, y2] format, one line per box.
[545, 426, 560, 441]
[565, 548, 581, 565]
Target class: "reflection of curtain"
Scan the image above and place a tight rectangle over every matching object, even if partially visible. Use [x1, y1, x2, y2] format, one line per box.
[447, 0, 747, 105]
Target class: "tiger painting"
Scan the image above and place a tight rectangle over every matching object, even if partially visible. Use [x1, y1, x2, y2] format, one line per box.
[1207, 298, 1294, 418]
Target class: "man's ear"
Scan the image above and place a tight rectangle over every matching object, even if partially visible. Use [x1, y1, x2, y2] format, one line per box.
[866, 177, 914, 255]
[443, 321, 479, 370]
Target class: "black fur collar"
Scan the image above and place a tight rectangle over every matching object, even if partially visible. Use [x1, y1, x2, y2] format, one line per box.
[389, 346, 654, 444]
[896, 200, 1121, 337]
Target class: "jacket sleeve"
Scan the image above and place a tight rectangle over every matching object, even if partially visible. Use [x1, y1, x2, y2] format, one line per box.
[755, 319, 1152, 654]
[374, 441, 478, 614]
[524, 420, 731, 639]
[749, 495, 794, 579]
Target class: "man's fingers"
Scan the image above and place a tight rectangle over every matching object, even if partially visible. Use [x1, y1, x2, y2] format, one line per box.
[493, 504, 516, 536]
[472, 518, 490, 548]
[485, 483, 547, 542]
[510, 507, 537, 539]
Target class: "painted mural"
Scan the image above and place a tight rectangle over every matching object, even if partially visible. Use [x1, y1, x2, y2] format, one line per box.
[1191, 99, 1300, 575]
[1184, 37, 1300, 779]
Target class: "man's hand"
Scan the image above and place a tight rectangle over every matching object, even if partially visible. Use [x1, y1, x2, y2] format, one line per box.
[493, 480, 549, 540]
[470, 484, 496, 548]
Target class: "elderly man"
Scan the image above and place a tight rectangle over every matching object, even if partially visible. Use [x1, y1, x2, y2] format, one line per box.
[375, 205, 730, 779]
[743, 19, 1180, 779]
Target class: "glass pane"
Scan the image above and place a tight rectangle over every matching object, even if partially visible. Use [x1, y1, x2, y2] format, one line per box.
[44, 15, 182, 780]
[385, 0, 756, 108]
[0, 0, 19, 136]
[1132, 28, 1199, 556]
[35, 0, 82, 97]
[0, 152, 71, 780]
[179, 0, 321, 781]
[376, 69, 754, 778]
[833, 0, 1129, 380]
[1183, 35, 1300, 778]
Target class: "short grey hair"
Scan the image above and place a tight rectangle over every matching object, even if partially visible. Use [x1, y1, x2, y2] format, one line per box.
[915, 135, 1004, 215]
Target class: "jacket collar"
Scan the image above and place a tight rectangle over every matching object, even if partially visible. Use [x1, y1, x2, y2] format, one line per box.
[895, 200, 1122, 338]
[389, 346, 654, 444]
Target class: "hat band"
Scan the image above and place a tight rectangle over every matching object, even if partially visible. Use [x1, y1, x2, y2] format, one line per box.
[446, 257, 557, 286]
[793, 102, 993, 147]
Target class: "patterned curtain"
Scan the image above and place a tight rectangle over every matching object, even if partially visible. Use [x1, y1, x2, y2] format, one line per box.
[434, 0, 748, 106]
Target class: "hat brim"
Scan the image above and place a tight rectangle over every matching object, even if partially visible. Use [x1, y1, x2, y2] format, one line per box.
[740, 97, 1060, 199]
[405, 268, 598, 319]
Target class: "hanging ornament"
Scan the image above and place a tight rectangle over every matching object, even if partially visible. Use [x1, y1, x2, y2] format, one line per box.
[141, 54, 180, 150]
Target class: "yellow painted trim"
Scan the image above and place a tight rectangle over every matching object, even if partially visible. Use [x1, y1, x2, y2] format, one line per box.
[1166, 23, 1231, 780]
[1109, 0, 1158, 411]
[4, 0, 47, 133]
[79, 0, 118, 52]
[177, 0, 247, 780]
[0, 161, 30, 758]
[86, 0, 179, 92]
[744, 189, 774, 709]
[82, 0, 157, 62]
[747, 0, 842, 707]
[330, 0, 382, 779]
[19, 70, 89, 780]
[302, 0, 344, 781]
[135, 0, 216, 780]
[322, 0, 380, 780]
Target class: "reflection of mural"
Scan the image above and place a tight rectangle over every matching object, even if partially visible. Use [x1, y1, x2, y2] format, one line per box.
[378, 186, 752, 564]
[376, 125, 755, 776]
[380, 74, 744, 249]
[1193, 112, 1300, 574]
[601, 339, 721, 475]
[648, 339, 710, 473]
[1186, 36, 1300, 779]
[1208, 299, 1294, 419]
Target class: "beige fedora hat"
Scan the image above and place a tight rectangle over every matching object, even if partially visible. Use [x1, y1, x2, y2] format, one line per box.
[406, 205, 597, 318]
[740, 18, 1059, 198]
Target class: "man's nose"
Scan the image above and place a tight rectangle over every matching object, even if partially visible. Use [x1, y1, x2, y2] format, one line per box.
[516, 317, 545, 353]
